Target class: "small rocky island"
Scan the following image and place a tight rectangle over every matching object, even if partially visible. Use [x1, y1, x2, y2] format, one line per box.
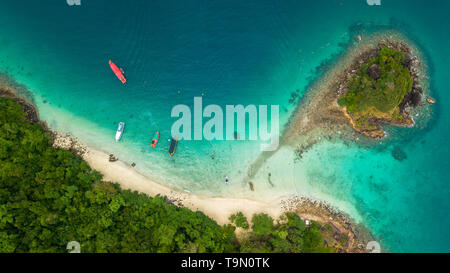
[337, 40, 431, 138]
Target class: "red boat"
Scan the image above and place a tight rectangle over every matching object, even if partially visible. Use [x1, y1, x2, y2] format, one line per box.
[151, 131, 160, 147]
[109, 60, 126, 84]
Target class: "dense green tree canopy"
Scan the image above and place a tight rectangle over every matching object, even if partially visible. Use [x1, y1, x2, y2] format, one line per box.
[237, 212, 335, 253]
[338, 46, 413, 114]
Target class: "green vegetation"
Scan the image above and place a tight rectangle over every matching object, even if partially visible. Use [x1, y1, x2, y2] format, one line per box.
[338, 46, 413, 124]
[0, 97, 236, 253]
[239, 212, 336, 253]
[0, 97, 339, 253]
[229, 212, 249, 230]
[251, 213, 274, 237]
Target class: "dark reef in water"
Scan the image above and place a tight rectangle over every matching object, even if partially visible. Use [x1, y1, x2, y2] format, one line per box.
[391, 146, 407, 161]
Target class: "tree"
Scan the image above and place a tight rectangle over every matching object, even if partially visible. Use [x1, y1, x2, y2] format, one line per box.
[251, 213, 274, 237]
[229, 212, 249, 229]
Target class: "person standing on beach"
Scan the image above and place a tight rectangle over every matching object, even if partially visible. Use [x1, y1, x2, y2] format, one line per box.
[225, 176, 229, 184]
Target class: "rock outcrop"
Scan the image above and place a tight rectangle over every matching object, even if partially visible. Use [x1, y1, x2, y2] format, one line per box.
[426, 96, 436, 105]
[367, 63, 381, 80]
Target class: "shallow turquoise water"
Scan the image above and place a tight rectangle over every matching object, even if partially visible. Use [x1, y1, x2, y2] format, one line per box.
[0, 0, 448, 252]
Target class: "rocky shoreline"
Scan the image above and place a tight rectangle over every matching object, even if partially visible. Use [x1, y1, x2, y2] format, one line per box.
[1, 85, 88, 157]
[0, 86, 40, 123]
[280, 196, 375, 253]
[51, 131, 87, 156]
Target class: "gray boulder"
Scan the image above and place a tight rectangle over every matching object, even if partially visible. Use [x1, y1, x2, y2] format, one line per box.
[367, 64, 381, 80]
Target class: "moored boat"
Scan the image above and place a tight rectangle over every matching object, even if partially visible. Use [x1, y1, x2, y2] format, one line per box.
[151, 131, 160, 147]
[169, 137, 178, 156]
[109, 60, 126, 83]
[115, 122, 125, 142]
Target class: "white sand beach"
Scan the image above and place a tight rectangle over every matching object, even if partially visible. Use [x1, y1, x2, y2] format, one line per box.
[83, 146, 285, 225]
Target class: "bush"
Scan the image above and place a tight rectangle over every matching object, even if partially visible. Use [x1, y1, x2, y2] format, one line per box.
[229, 212, 249, 229]
[251, 213, 274, 237]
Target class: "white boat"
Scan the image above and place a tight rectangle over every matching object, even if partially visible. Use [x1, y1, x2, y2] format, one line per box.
[115, 122, 125, 142]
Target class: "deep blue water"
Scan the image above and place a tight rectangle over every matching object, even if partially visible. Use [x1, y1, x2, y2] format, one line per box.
[0, 0, 448, 252]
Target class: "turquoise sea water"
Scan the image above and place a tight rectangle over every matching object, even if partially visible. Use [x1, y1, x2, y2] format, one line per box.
[0, 0, 448, 252]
